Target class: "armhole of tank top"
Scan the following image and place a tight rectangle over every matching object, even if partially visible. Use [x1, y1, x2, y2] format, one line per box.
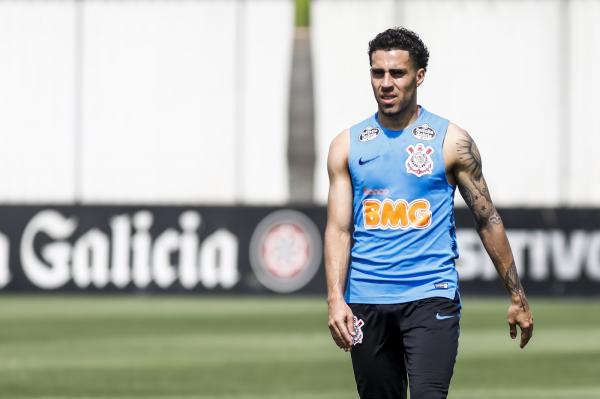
[440, 121, 457, 189]
[346, 128, 353, 173]
[346, 128, 359, 195]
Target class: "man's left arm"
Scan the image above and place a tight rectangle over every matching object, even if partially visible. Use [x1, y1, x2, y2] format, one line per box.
[446, 124, 534, 349]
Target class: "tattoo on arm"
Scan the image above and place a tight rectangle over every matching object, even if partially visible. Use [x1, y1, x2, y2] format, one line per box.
[456, 133, 525, 307]
[456, 133, 502, 229]
[488, 210, 502, 224]
[504, 263, 530, 311]
[458, 183, 475, 209]
[457, 134, 482, 179]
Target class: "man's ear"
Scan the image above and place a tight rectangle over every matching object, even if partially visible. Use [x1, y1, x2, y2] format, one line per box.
[416, 68, 426, 87]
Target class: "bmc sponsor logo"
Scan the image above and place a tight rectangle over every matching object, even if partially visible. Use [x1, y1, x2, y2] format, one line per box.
[363, 199, 432, 230]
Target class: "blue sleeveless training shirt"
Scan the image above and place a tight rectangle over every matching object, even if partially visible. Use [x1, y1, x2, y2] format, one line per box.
[345, 106, 459, 304]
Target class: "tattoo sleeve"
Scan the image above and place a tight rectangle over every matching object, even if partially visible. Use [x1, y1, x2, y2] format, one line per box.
[455, 131, 528, 307]
[456, 134, 502, 229]
[504, 262, 530, 311]
[456, 135, 483, 179]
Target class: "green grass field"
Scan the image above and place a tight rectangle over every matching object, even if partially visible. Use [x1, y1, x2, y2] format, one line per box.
[0, 296, 599, 399]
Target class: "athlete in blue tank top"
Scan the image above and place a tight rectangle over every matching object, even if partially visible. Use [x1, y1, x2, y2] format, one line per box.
[325, 27, 534, 399]
[346, 107, 458, 304]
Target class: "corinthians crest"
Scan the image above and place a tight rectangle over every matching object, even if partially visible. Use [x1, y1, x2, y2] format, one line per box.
[352, 316, 365, 346]
[405, 143, 434, 177]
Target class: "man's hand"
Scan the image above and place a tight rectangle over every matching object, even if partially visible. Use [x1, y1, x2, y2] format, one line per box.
[507, 301, 534, 349]
[328, 298, 355, 351]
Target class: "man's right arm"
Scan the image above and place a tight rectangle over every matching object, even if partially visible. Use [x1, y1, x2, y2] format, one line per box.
[325, 129, 355, 351]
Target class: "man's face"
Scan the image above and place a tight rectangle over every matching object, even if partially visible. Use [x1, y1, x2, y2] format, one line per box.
[370, 49, 425, 116]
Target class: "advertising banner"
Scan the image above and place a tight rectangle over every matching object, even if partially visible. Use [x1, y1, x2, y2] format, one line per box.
[0, 206, 598, 296]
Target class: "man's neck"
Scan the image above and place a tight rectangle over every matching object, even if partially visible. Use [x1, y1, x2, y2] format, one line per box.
[377, 103, 420, 130]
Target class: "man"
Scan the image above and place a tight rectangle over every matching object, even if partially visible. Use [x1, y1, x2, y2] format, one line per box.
[325, 27, 534, 399]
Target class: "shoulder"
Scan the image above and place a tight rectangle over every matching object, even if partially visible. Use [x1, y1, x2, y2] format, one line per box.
[444, 122, 476, 167]
[445, 122, 471, 144]
[444, 122, 484, 179]
[329, 129, 350, 156]
[327, 129, 350, 174]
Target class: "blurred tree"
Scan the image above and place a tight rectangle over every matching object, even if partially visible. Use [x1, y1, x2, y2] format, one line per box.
[295, 0, 310, 27]
[289, 0, 315, 202]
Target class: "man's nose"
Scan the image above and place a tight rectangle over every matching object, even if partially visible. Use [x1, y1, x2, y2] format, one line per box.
[381, 72, 393, 88]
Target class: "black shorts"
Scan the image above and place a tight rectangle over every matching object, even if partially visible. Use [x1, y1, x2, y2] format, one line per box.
[349, 295, 461, 399]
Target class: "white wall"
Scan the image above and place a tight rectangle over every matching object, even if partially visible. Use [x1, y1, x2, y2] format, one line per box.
[0, 0, 293, 205]
[81, 0, 293, 204]
[312, 0, 598, 207]
[1, 0, 598, 206]
[238, 0, 294, 204]
[81, 1, 238, 204]
[0, 2, 76, 202]
[568, 0, 600, 205]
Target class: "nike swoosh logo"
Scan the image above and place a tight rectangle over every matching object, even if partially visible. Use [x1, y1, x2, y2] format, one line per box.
[358, 155, 380, 165]
[436, 313, 455, 320]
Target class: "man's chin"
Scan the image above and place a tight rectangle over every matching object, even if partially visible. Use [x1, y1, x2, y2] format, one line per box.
[379, 107, 401, 117]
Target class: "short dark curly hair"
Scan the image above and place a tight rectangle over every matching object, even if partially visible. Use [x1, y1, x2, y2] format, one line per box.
[368, 27, 429, 70]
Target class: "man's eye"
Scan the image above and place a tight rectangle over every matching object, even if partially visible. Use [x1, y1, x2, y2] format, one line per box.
[390, 71, 405, 78]
[371, 70, 384, 78]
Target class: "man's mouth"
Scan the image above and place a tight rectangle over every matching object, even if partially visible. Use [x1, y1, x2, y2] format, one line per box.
[380, 94, 397, 105]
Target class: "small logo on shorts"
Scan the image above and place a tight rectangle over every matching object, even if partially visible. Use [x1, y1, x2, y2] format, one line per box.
[435, 283, 449, 289]
[412, 124, 436, 140]
[436, 313, 455, 320]
[352, 316, 365, 346]
[359, 126, 380, 142]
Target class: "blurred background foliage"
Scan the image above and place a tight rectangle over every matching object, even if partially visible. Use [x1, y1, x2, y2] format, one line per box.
[295, 0, 310, 26]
